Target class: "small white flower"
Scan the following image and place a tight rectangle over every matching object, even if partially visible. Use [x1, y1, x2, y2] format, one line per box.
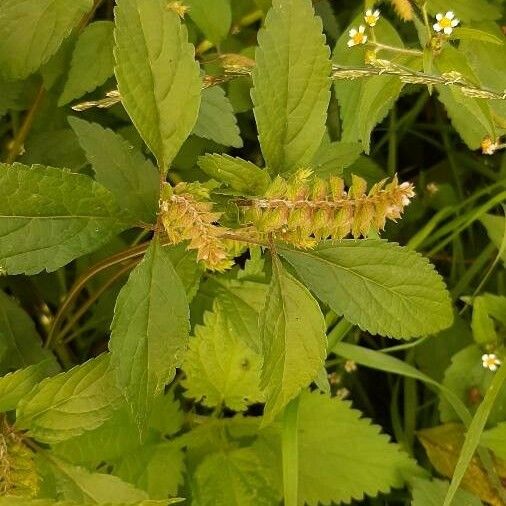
[348, 25, 368, 47]
[433, 11, 459, 35]
[364, 8, 380, 27]
[336, 387, 350, 400]
[344, 360, 357, 373]
[482, 353, 501, 371]
[481, 136, 499, 155]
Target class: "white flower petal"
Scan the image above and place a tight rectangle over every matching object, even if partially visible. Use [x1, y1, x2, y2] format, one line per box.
[347, 39, 355, 47]
[436, 13, 443, 21]
[349, 28, 357, 36]
[358, 25, 366, 33]
[446, 11, 454, 19]
[451, 18, 459, 27]
[365, 9, 372, 16]
[362, 35, 368, 43]
[433, 23, 441, 31]
[443, 26, 452, 35]
[374, 9, 380, 16]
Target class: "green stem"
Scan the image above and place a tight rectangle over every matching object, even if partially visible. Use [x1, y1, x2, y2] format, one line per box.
[282, 397, 300, 506]
[369, 42, 423, 56]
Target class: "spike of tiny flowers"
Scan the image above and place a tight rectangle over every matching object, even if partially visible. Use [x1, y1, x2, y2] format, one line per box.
[364, 9, 380, 27]
[433, 11, 459, 35]
[348, 25, 368, 47]
[482, 353, 501, 372]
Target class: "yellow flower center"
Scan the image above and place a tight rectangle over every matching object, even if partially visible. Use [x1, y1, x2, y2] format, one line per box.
[353, 33, 365, 44]
[365, 15, 376, 25]
[439, 17, 452, 28]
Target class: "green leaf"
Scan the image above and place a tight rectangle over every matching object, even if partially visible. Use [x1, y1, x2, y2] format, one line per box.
[182, 303, 264, 411]
[0, 163, 128, 275]
[481, 422, 506, 459]
[440, 345, 506, 427]
[252, 0, 331, 173]
[114, 0, 202, 172]
[69, 117, 159, 223]
[0, 290, 54, 372]
[279, 240, 453, 339]
[297, 391, 421, 505]
[198, 154, 271, 195]
[481, 214, 506, 263]
[186, 0, 231, 44]
[427, 0, 502, 23]
[411, 478, 482, 506]
[109, 239, 190, 430]
[48, 455, 149, 504]
[333, 17, 412, 153]
[16, 354, 122, 443]
[0, 0, 93, 79]
[192, 447, 279, 506]
[114, 442, 184, 499]
[451, 26, 504, 45]
[311, 141, 363, 178]
[165, 243, 203, 302]
[260, 258, 327, 425]
[435, 46, 495, 149]
[0, 360, 56, 412]
[471, 296, 498, 345]
[192, 87, 242, 148]
[59, 21, 115, 106]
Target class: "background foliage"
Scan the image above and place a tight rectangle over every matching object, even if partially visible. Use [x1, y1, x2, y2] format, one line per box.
[0, 0, 506, 504]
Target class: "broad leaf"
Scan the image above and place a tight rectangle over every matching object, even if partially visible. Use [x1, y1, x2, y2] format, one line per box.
[69, 117, 159, 223]
[193, 86, 242, 148]
[59, 21, 115, 105]
[0, 290, 54, 373]
[186, 0, 232, 44]
[198, 154, 271, 195]
[427, 0, 502, 23]
[49, 456, 149, 504]
[440, 345, 506, 426]
[471, 296, 498, 345]
[481, 214, 506, 263]
[252, 0, 331, 173]
[192, 447, 278, 506]
[16, 354, 122, 443]
[0, 0, 93, 79]
[115, 442, 184, 499]
[109, 239, 190, 429]
[0, 163, 128, 275]
[311, 140, 363, 178]
[297, 391, 421, 505]
[482, 422, 506, 460]
[182, 304, 264, 411]
[411, 478, 482, 506]
[260, 258, 327, 424]
[435, 46, 495, 149]
[279, 240, 453, 339]
[114, 0, 201, 172]
[0, 360, 56, 412]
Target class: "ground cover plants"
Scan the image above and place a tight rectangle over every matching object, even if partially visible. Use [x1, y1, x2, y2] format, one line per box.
[0, 0, 506, 504]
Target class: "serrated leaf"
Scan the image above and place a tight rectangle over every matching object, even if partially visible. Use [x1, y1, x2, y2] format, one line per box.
[0, 290, 54, 373]
[435, 46, 495, 149]
[198, 154, 271, 195]
[333, 17, 412, 153]
[114, 0, 201, 172]
[59, 21, 115, 105]
[192, 86, 242, 148]
[260, 258, 327, 425]
[440, 345, 506, 426]
[279, 240, 453, 339]
[418, 423, 506, 505]
[115, 442, 184, 499]
[411, 478, 482, 506]
[0, 360, 56, 412]
[252, 0, 331, 173]
[186, 0, 232, 44]
[109, 239, 190, 430]
[0, 0, 93, 79]
[49, 456, 149, 504]
[182, 304, 264, 411]
[16, 354, 122, 444]
[297, 391, 421, 505]
[311, 141, 363, 178]
[192, 447, 278, 506]
[69, 117, 159, 223]
[164, 243, 203, 302]
[0, 163, 128, 275]
[0, 498, 170, 506]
